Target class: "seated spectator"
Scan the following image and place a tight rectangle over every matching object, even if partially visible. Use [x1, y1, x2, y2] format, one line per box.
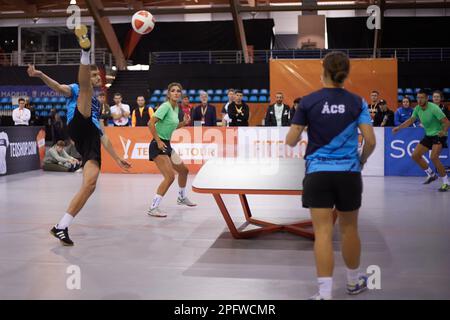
[98, 92, 111, 126]
[65, 139, 82, 162]
[395, 96, 417, 127]
[180, 95, 193, 125]
[433, 90, 450, 120]
[228, 90, 250, 127]
[221, 89, 235, 127]
[192, 91, 217, 126]
[373, 99, 395, 127]
[132, 96, 154, 127]
[290, 97, 302, 122]
[110, 92, 130, 127]
[43, 140, 80, 172]
[264, 92, 291, 127]
[12, 98, 31, 126]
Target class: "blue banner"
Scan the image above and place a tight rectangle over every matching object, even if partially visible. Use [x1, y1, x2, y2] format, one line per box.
[385, 127, 450, 176]
[0, 86, 64, 99]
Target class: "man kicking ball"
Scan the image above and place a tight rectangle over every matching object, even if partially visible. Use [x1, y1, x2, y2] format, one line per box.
[393, 89, 450, 191]
[28, 25, 131, 245]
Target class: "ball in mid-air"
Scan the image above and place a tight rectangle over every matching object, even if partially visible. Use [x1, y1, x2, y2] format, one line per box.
[131, 10, 155, 35]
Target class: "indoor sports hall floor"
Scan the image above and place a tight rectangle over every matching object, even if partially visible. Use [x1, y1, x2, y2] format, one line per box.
[1, 171, 449, 300]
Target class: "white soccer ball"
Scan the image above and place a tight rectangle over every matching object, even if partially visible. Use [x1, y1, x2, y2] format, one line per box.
[131, 10, 155, 35]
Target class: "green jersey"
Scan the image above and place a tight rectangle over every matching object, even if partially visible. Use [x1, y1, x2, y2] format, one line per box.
[153, 101, 179, 140]
[412, 102, 447, 136]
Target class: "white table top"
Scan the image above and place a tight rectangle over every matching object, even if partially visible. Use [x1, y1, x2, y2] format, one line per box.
[192, 158, 305, 192]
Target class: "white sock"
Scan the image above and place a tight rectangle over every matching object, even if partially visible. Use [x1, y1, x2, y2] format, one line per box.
[424, 167, 434, 177]
[151, 194, 163, 210]
[346, 267, 360, 285]
[441, 175, 449, 185]
[179, 187, 186, 199]
[57, 213, 74, 229]
[80, 50, 91, 65]
[317, 277, 333, 299]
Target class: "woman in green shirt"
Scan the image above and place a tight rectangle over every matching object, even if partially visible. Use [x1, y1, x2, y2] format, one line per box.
[147, 82, 196, 217]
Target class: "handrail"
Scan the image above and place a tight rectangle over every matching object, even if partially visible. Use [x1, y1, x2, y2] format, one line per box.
[1, 48, 449, 67]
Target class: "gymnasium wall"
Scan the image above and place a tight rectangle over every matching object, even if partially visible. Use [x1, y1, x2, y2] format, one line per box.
[270, 59, 398, 110]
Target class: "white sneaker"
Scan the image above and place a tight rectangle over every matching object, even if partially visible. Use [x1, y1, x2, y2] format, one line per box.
[177, 197, 197, 207]
[308, 293, 332, 300]
[147, 207, 167, 218]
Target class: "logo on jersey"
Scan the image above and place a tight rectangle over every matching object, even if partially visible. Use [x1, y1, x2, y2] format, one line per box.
[321, 102, 345, 114]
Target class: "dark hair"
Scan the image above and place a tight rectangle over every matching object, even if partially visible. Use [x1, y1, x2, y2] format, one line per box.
[371, 90, 379, 95]
[323, 51, 350, 85]
[293, 97, 302, 104]
[417, 89, 427, 96]
[97, 92, 106, 97]
[18, 98, 25, 103]
[433, 90, 443, 99]
[235, 90, 243, 95]
[136, 95, 145, 99]
[402, 96, 411, 103]
[182, 95, 189, 99]
[56, 140, 65, 147]
[114, 93, 122, 97]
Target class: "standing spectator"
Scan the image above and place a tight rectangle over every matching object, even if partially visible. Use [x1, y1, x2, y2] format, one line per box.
[228, 90, 249, 127]
[395, 96, 417, 127]
[12, 98, 31, 126]
[369, 90, 380, 120]
[180, 95, 193, 125]
[110, 92, 130, 127]
[221, 88, 235, 127]
[373, 99, 395, 127]
[290, 97, 302, 121]
[132, 95, 154, 127]
[43, 140, 81, 172]
[433, 90, 450, 120]
[264, 92, 291, 127]
[97, 92, 111, 126]
[192, 91, 217, 126]
[52, 112, 66, 144]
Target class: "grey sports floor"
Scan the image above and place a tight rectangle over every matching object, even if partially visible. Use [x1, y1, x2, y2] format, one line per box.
[1, 171, 449, 300]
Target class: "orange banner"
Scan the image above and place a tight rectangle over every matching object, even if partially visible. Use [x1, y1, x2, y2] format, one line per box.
[101, 127, 238, 173]
[270, 59, 398, 110]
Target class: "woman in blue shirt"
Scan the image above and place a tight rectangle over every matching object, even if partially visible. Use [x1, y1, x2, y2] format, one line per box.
[286, 52, 376, 300]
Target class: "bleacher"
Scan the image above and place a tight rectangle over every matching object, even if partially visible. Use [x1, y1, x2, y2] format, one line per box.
[149, 88, 270, 106]
[397, 87, 450, 102]
[0, 96, 67, 118]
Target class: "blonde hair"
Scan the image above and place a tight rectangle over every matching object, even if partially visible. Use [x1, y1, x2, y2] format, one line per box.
[166, 82, 183, 101]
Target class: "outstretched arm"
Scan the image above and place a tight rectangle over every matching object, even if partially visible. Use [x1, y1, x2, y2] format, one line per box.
[392, 117, 416, 133]
[27, 65, 72, 97]
[100, 134, 131, 171]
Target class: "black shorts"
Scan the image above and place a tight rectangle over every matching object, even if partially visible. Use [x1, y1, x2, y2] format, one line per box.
[149, 138, 173, 161]
[68, 108, 101, 167]
[302, 171, 363, 212]
[419, 135, 448, 149]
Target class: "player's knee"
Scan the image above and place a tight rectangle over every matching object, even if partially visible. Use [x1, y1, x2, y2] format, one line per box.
[430, 153, 440, 162]
[165, 173, 175, 184]
[411, 152, 421, 162]
[180, 165, 189, 176]
[83, 177, 98, 193]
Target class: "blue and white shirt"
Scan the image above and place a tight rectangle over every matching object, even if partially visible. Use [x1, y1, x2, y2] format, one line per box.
[66, 83, 103, 136]
[291, 88, 372, 174]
